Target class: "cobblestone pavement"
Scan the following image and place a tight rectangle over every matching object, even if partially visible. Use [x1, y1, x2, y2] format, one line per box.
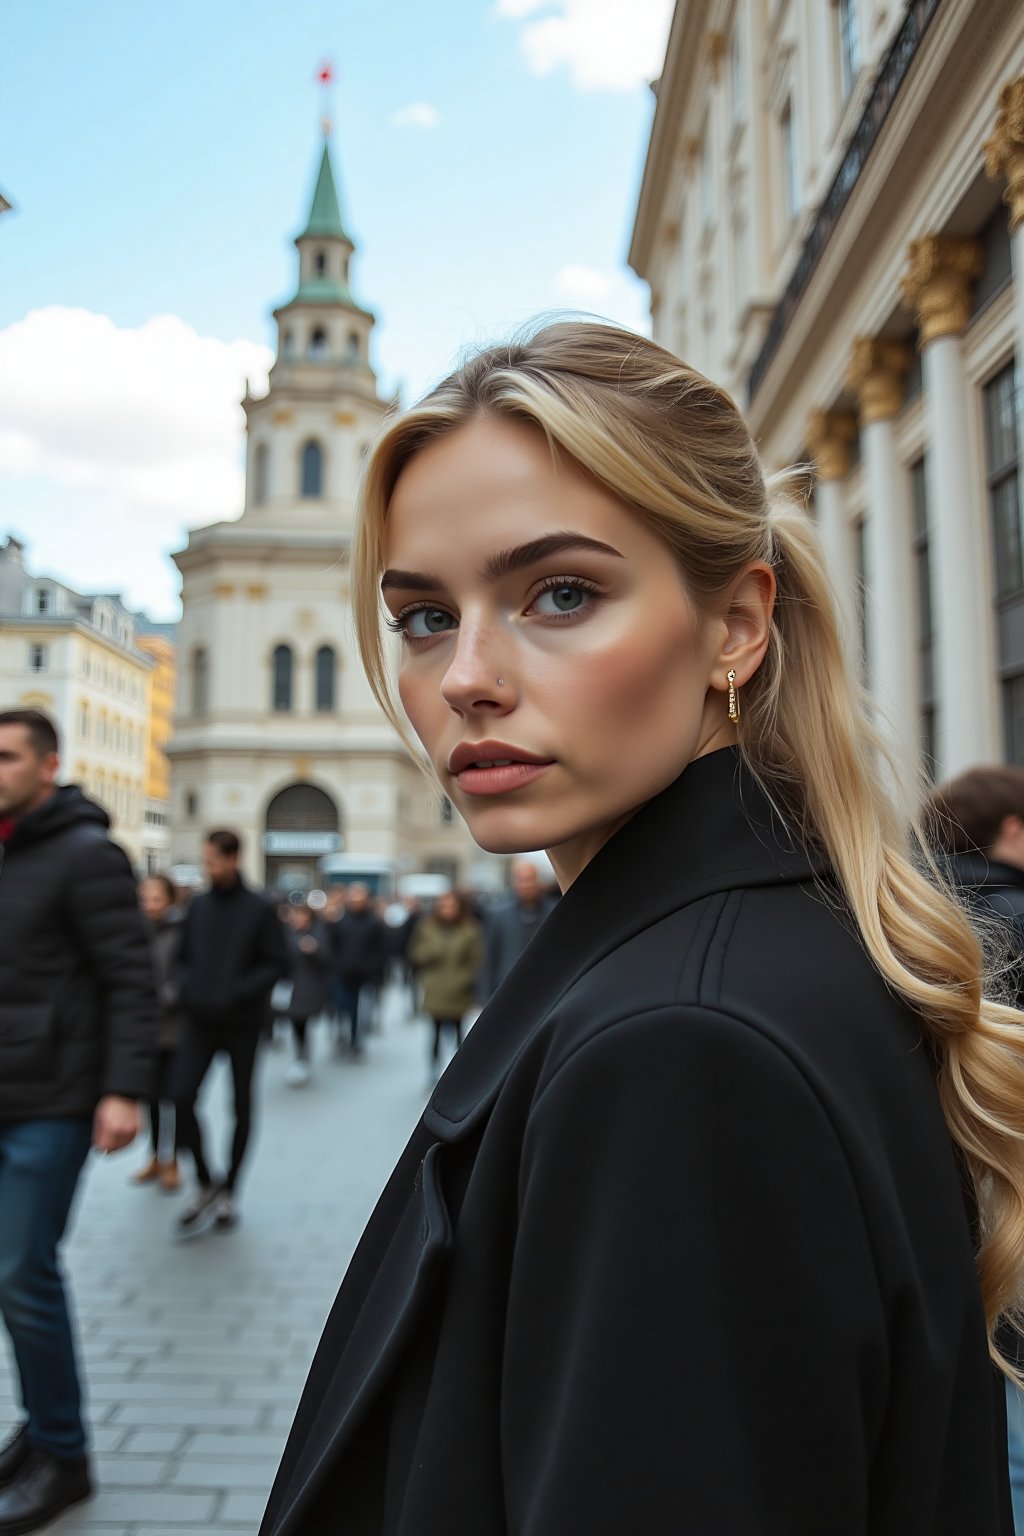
[0, 987, 439, 1535]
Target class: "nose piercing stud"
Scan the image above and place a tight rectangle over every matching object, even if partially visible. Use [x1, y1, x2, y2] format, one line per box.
[497, 677, 504, 687]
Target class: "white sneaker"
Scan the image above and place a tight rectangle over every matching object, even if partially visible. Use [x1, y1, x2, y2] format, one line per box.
[176, 1183, 220, 1232]
[286, 1059, 311, 1087]
[213, 1191, 239, 1230]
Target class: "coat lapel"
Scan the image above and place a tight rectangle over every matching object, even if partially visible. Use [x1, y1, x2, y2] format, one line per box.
[264, 748, 824, 1534]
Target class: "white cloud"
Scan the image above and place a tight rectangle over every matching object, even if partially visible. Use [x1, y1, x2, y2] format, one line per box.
[552, 264, 651, 334]
[391, 102, 442, 129]
[0, 307, 272, 616]
[498, 0, 672, 91]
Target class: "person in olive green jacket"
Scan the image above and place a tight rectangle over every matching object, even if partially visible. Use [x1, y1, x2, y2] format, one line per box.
[409, 891, 483, 1077]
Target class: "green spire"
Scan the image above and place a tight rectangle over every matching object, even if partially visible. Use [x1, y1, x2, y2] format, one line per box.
[300, 140, 350, 241]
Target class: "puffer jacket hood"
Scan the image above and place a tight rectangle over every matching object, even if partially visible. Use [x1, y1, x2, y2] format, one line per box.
[7, 784, 109, 851]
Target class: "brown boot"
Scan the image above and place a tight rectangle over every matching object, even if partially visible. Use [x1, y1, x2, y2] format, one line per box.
[132, 1157, 161, 1185]
[159, 1159, 181, 1192]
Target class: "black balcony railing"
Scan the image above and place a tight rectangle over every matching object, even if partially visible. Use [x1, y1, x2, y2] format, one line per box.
[747, 0, 943, 404]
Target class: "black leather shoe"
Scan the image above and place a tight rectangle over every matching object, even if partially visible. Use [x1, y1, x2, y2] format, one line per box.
[0, 1449, 92, 1533]
[0, 1432, 29, 1492]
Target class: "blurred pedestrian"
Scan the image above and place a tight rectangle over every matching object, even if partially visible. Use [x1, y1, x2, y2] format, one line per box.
[282, 905, 329, 1087]
[0, 708, 158, 1534]
[927, 763, 1024, 1530]
[173, 830, 287, 1233]
[134, 874, 185, 1191]
[326, 883, 386, 1057]
[479, 859, 557, 1000]
[409, 891, 483, 1080]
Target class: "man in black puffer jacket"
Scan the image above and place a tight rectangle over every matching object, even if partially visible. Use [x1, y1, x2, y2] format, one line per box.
[0, 708, 158, 1535]
[173, 829, 287, 1233]
[927, 762, 1024, 1533]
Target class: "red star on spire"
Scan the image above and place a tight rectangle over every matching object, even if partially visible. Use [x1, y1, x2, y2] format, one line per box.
[317, 61, 334, 87]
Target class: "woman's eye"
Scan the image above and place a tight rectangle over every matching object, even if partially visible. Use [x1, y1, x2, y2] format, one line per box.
[533, 583, 590, 616]
[404, 607, 457, 639]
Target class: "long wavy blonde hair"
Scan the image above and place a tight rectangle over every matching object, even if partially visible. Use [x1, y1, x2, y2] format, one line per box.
[353, 320, 1024, 1376]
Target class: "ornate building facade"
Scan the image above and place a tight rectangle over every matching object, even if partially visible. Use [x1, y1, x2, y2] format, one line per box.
[630, 0, 1023, 783]
[167, 135, 482, 892]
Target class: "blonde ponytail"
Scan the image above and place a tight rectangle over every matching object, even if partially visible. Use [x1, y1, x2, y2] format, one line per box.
[352, 321, 1024, 1374]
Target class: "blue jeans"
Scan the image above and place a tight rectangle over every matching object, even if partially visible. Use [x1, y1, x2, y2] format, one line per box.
[0, 1118, 93, 1457]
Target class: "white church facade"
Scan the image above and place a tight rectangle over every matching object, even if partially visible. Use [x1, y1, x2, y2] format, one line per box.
[167, 135, 484, 894]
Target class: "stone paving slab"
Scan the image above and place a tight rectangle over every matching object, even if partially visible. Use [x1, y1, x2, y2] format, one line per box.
[1, 991, 440, 1534]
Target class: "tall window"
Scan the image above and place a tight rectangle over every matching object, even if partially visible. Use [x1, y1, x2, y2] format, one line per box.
[986, 362, 1023, 599]
[911, 455, 937, 776]
[192, 647, 209, 717]
[730, 29, 743, 124]
[699, 120, 714, 228]
[346, 331, 361, 363]
[314, 250, 327, 275]
[253, 442, 269, 505]
[309, 327, 328, 360]
[315, 645, 336, 712]
[301, 439, 323, 498]
[35, 588, 50, 614]
[272, 644, 293, 711]
[780, 99, 800, 223]
[28, 642, 48, 672]
[838, 0, 859, 100]
[986, 361, 1024, 760]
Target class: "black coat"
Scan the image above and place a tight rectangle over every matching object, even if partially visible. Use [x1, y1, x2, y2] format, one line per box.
[148, 910, 186, 1051]
[0, 785, 159, 1121]
[177, 878, 288, 1031]
[943, 851, 1024, 1007]
[327, 910, 388, 988]
[260, 749, 1011, 1536]
[282, 923, 330, 1021]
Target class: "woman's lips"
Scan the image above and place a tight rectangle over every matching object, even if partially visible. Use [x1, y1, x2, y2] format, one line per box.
[454, 762, 552, 796]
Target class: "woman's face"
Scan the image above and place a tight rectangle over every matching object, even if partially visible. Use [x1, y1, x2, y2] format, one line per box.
[383, 415, 756, 888]
[434, 891, 460, 923]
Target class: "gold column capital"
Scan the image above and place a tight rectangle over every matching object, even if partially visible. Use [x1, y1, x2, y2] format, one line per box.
[984, 76, 1024, 235]
[846, 338, 912, 424]
[806, 409, 857, 481]
[900, 236, 983, 346]
[707, 31, 727, 83]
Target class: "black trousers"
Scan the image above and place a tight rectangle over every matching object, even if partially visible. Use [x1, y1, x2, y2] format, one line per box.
[148, 1047, 179, 1155]
[173, 1022, 261, 1192]
[430, 1015, 464, 1064]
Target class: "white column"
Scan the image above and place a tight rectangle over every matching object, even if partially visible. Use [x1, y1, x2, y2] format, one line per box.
[902, 236, 996, 777]
[985, 77, 1024, 385]
[806, 409, 858, 651]
[846, 339, 919, 784]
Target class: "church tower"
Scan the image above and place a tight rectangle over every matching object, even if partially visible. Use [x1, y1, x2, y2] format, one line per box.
[167, 131, 480, 893]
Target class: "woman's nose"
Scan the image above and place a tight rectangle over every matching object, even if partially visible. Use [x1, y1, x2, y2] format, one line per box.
[439, 627, 514, 717]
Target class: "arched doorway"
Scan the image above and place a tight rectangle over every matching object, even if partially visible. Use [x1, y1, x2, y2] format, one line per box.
[263, 782, 342, 893]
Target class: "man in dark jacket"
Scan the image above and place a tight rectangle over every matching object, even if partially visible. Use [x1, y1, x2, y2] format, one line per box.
[173, 829, 287, 1231]
[326, 883, 387, 1057]
[479, 859, 558, 1001]
[0, 708, 159, 1535]
[928, 761, 1024, 1530]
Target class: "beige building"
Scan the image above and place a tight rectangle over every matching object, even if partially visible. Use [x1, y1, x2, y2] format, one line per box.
[167, 133, 486, 893]
[0, 535, 153, 866]
[136, 632, 176, 873]
[631, 0, 1024, 782]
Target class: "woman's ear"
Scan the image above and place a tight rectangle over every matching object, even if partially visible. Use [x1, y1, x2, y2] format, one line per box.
[711, 562, 776, 693]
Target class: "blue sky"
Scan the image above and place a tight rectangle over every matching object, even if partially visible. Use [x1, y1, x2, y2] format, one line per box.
[0, 0, 668, 618]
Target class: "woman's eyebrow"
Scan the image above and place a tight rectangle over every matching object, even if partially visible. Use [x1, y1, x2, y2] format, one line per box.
[380, 532, 623, 594]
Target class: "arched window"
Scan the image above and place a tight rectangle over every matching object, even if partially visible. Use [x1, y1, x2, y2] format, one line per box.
[253, 442, 269, 504]
[315, 645, 336, 712]
[192, 647, 209, 717]
[282, 329, 295, 359]
[272, 644, 293, 711]
[301, 440, 323, 498]
[309, 327, 328, 360]
[314, 250, 327, 276]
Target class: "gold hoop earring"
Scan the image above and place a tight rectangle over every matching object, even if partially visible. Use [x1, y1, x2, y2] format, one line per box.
[727, 669, 741, 725]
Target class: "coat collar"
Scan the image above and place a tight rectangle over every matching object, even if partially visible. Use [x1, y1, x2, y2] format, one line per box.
[425, 746, 825, 1144]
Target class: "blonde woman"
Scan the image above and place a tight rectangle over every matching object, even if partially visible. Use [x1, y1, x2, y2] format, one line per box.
[259, 324, 1022, 1535]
